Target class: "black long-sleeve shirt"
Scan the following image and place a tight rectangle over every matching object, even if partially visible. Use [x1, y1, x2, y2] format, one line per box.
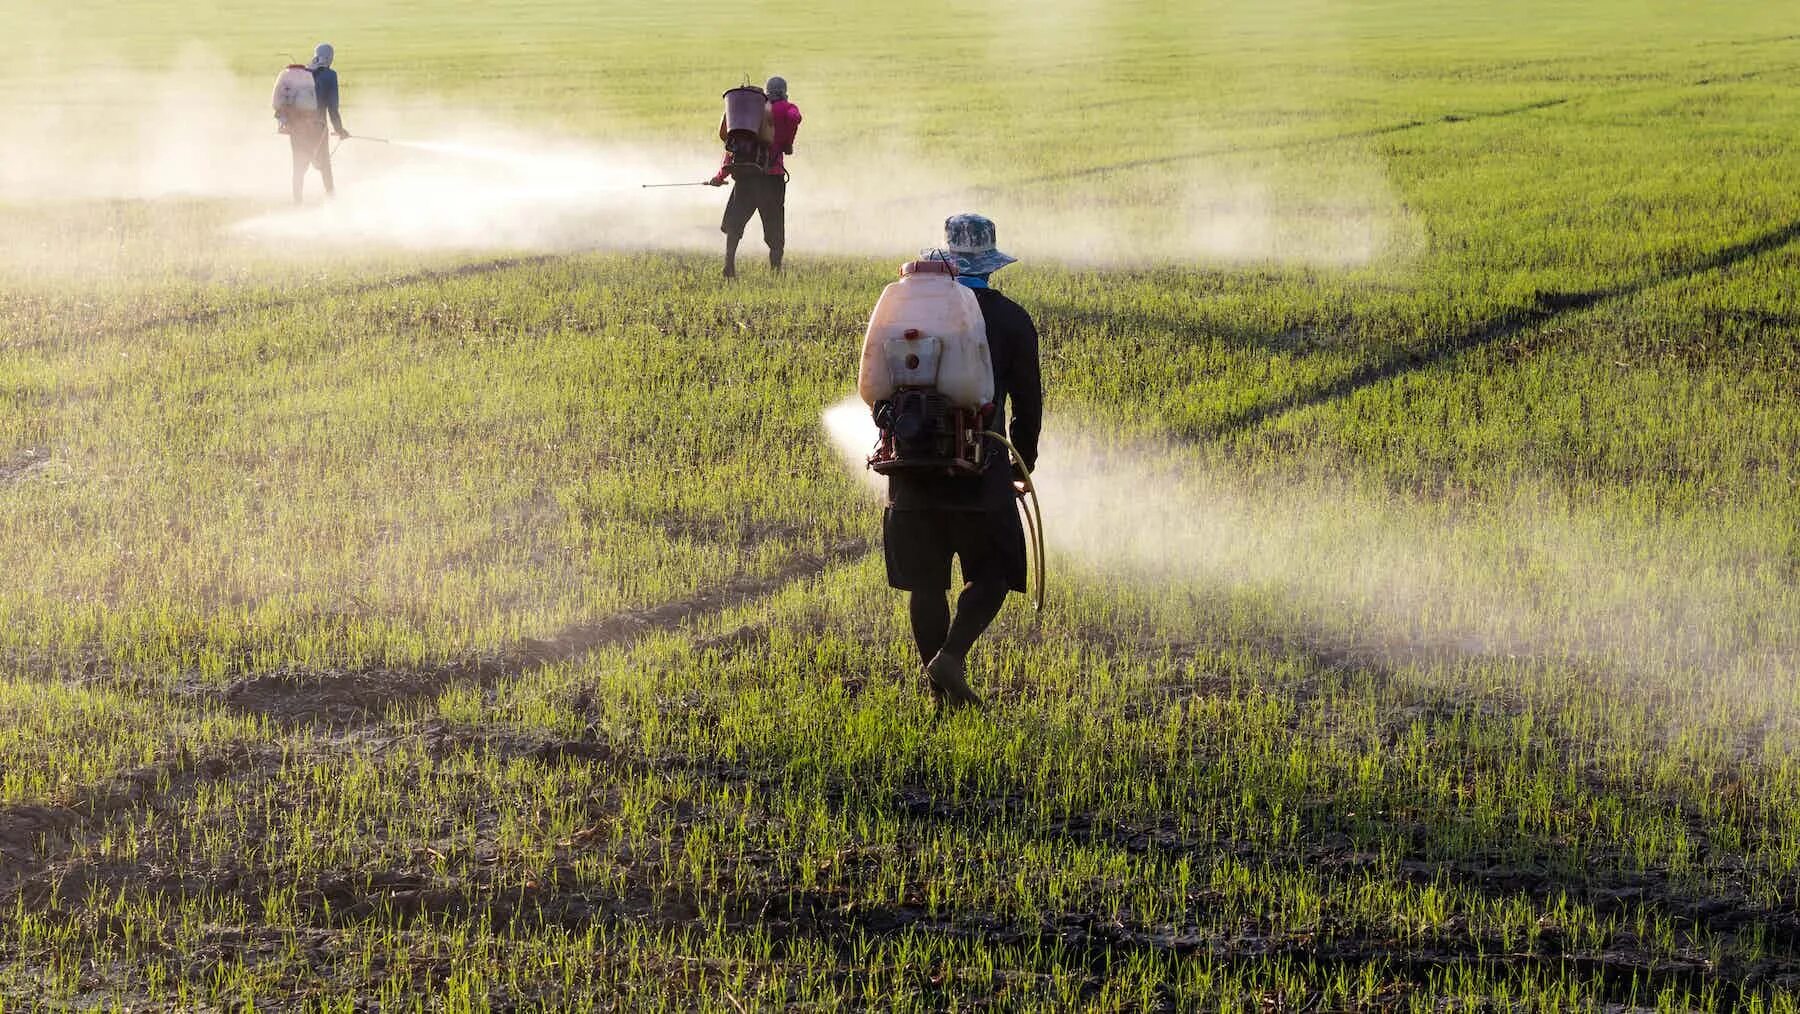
[311, 66, 345, 134]
[887, 285, 1043, 511]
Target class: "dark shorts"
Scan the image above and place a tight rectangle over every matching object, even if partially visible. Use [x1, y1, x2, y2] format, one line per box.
[721, 172, 786, 247]
[883, 505, 1028, 594]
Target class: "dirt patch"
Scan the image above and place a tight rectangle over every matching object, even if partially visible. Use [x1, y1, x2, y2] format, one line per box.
[0, 803, 78, 864]
[0, 447, 50, 484]
[0, 742, 273, 897]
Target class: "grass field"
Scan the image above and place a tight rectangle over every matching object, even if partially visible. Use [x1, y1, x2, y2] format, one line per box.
[3, 0, 1799, 1009]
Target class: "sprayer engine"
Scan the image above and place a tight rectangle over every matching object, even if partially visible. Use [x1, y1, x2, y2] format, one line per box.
[869, 389, 988, 476]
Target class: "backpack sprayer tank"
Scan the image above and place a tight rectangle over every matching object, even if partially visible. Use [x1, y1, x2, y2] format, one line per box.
[721, 85, 774, 178]
[270, 65, 318, 133]
[859, 259, 995, 476]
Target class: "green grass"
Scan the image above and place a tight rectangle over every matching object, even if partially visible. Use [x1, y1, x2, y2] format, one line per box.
[1, 0, 1798, 1008]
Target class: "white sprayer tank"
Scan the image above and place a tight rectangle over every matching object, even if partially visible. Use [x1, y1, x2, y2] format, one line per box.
[271, 66, 318, 114]
[858, 259, 994, 409]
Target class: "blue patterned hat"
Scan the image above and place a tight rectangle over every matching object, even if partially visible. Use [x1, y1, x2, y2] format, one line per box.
[936, 213, 1017, 276]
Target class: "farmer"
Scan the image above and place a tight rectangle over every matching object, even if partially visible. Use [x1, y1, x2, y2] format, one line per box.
[707, 76, 802, 277]
[883, 213, 1042, 712]
[289, 43, 349, 204]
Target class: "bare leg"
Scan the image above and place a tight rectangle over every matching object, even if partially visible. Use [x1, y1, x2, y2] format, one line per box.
[291, 138, 308, 205]
[908, 591, 951, 665]
[922, 579, 1006, 711]
[942, 579, 1007, 659]
[316, 142, 335, 198]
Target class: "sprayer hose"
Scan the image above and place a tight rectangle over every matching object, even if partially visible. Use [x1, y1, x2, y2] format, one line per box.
[983, 430, 1046, 616]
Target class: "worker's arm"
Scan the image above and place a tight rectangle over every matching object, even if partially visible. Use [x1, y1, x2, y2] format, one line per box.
[708, 154, 730, 186]
[1008, 308, 1043, 472]
[774, 103, 802, 154]
[318, 70, 347, 136]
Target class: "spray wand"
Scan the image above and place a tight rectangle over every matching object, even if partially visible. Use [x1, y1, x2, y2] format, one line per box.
[328, 135, 392, 157]
[641, 181, 715, 189]
[984, 430, 1047, 617]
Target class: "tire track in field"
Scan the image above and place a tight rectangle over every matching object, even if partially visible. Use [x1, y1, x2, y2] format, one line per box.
[874, 98, 1571, 207]
[1204, 215, 1800, 439]
[207, 537, 870, 729]
[0, 537, 868, 902]
[1008, 98, 1570, 189]
[7, 252, 568, 352]
[154, 251, 561, 329]
[944, 55, 1794, 198]
[0, 742, 275, 900]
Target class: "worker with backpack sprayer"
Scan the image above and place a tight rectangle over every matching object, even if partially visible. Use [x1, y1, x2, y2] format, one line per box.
[271, 43, 350, 204]
[862, 214, 1044, 712]
[706, 77, 802, 277]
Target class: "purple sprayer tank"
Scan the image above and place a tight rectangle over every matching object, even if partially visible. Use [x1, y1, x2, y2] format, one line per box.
[722, 86, 772, 140]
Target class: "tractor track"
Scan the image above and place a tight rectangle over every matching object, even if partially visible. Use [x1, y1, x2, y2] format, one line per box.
[873, 98, 1571, 209]
[203, 536, 869, 729]
[1004, 98, 1571, 191]
[0, 741, 276, 900]
[885, 60, 1792, 203]
[155, 251, 568, 330]
[1204, 215, 1800, 439]
[0, 537, 869, 905]
[6, 251, 571, 353]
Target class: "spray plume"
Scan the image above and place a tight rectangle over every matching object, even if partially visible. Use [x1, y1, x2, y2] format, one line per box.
[823, 396, 1800, 712]
[3, 47, 1418, 267]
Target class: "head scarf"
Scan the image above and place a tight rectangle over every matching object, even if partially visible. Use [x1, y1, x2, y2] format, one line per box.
[309, 43, 334, 70]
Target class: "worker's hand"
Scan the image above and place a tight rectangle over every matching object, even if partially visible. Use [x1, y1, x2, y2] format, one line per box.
[336, 129, 351, 139]
[1013, 480, 1031, 499]
[706, 177, 727, 187]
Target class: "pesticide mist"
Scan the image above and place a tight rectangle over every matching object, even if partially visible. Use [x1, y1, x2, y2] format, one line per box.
[5, 48, 1417, 267]
[823, 396, 1800, 716]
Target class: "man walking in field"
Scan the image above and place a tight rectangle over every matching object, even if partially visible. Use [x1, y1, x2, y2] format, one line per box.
[707, 76, 802, 277]
[884, 214, 1042, 711]
[288, 43, 350, 204]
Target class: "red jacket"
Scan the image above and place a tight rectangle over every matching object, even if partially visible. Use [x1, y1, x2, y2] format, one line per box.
[712, 100, 803, 182]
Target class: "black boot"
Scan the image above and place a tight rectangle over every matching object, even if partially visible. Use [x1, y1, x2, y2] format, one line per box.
[769, 246, 783, 272]
[723, 235, 740, 279]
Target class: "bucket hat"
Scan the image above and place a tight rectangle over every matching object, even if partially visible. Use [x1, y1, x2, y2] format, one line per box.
[930, 213, 1017, 276]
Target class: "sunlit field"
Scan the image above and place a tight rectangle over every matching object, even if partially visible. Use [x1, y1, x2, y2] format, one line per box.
[2, 0, 1798, 1009]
